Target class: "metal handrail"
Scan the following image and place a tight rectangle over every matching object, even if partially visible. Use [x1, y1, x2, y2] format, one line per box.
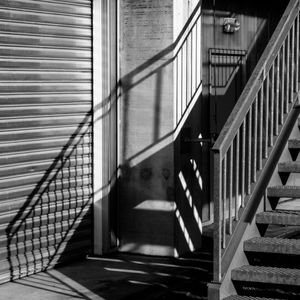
[211, 0, 300, 282]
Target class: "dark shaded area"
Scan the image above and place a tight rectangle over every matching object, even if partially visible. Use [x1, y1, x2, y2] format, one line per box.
[60, 250, 213, 300]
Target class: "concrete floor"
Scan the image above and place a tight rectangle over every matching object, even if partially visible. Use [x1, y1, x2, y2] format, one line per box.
[0, 200, 298, 300]
[0, 250, 213, 300]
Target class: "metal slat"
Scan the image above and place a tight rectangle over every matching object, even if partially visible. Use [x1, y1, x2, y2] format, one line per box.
[0, 115, 92, 130]
[0, 145, 91, 165]
[0, 135, 91, 154]
[0, 10, 91, 27]
[0, 0, 92, 278]
[0, 177, 92, 202]
[0, 93, 91, 105]
[0, 1, 91, 16]
[0, 34, 91, 49]
[0, 22, 91, 38]
[0, 157, 91, 178]
[0, 47, 91, 59]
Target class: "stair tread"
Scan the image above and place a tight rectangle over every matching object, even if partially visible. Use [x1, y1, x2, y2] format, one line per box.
[256, 211, 300, 226]
[244, 237, 300, 255]
[288, 139, 300, 148]
[232, 265, 300, 285]
[224, 296, 283, 300]
[278, 161, 300, 172]
[267, 186, 300, 197]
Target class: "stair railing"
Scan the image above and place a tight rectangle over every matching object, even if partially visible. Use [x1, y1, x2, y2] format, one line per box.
[211, 0, 300, 283]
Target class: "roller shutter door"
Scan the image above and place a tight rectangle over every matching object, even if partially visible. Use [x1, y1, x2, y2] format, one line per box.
[0, 0, 92, 282]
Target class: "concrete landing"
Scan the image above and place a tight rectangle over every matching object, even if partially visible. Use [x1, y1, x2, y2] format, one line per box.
[0, 251, 212, 300]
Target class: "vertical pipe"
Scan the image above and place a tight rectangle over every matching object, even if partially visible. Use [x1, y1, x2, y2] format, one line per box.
[270, 65, 274, 146]
[229, 145, 233, 235]
[235, 130, 240, 221]
[222, 155, 227, 249]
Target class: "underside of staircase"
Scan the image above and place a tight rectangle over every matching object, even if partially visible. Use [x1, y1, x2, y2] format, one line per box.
[225, 120, 300, 300]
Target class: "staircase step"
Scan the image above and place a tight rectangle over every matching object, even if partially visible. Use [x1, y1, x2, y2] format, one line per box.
[244, 237, 300, 255]
[256, 211, 300, 226]
[278, 161, 300, 173]
[267, 186, 300, 198]
[224, 296, 283, 300]
[288, 139, 300, 149]
[232, 265, 300, 286]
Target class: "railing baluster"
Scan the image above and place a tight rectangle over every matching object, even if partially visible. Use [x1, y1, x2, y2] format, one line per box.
[190, 33, 193, 101]
[235, 131, 240, 221]
[175, 56, 178, 124]
[247, 110, 252, 194]
[241, 120, 245, 207]
[270, 65, 275, 146]
[222, 155, 227, 249]
[213, 151, 222, 282]
[281, 44, 285, 123]
[275, 55, 280, 135]
[292, 22, 295, 94]
[229, 145, 233, 234]
[264, 75, 269, 158]
[186, 41, 188, 109]
[296, 16, 299, 93]
[253, 98, 258, 182]
[286, 32, 290, 109]
[258, 88, 263, 169]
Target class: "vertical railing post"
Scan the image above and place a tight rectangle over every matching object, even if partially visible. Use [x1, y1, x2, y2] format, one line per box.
[213, 150, 222, 283]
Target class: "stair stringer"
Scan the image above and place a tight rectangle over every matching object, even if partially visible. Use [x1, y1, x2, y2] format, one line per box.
[208, 107, 300, 300]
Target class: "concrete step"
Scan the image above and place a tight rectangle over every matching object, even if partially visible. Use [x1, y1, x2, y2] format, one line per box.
[267, 186, 300, 198]
[224, 296, 283, 300]
[244, 237, 300, 255]
[278, 161, 300, 173]
[232, 265, 300, 286]
[256, 211, 300, 226]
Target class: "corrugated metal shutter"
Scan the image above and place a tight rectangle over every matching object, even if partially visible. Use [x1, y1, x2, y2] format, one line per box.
[0, 0, 92, 282]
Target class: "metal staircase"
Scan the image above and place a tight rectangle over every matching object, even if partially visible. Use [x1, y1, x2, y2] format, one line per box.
[225, 126, 300, 299]
[208, 0, 300, 298]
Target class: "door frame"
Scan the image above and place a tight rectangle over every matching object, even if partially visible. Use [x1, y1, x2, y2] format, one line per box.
[93, 0, 118, 255]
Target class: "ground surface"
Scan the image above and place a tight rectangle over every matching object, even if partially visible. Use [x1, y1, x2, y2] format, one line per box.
[0, 249, 213, 300]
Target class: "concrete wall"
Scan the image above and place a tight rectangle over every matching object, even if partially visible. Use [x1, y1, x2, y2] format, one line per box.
[119, 0, 176, 256]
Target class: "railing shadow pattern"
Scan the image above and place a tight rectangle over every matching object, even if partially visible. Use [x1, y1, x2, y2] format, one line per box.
[2, 112, 93, 281]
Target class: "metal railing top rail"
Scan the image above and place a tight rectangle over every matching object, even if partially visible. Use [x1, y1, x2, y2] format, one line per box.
[212, 0, 299, 157]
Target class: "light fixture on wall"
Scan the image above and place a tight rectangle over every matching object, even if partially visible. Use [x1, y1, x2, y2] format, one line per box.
[223, 16, 240, 33]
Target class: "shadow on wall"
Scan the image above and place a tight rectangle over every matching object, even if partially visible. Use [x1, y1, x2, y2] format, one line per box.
[117, 1, 206, 256]
[3, 112, 93, 281]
